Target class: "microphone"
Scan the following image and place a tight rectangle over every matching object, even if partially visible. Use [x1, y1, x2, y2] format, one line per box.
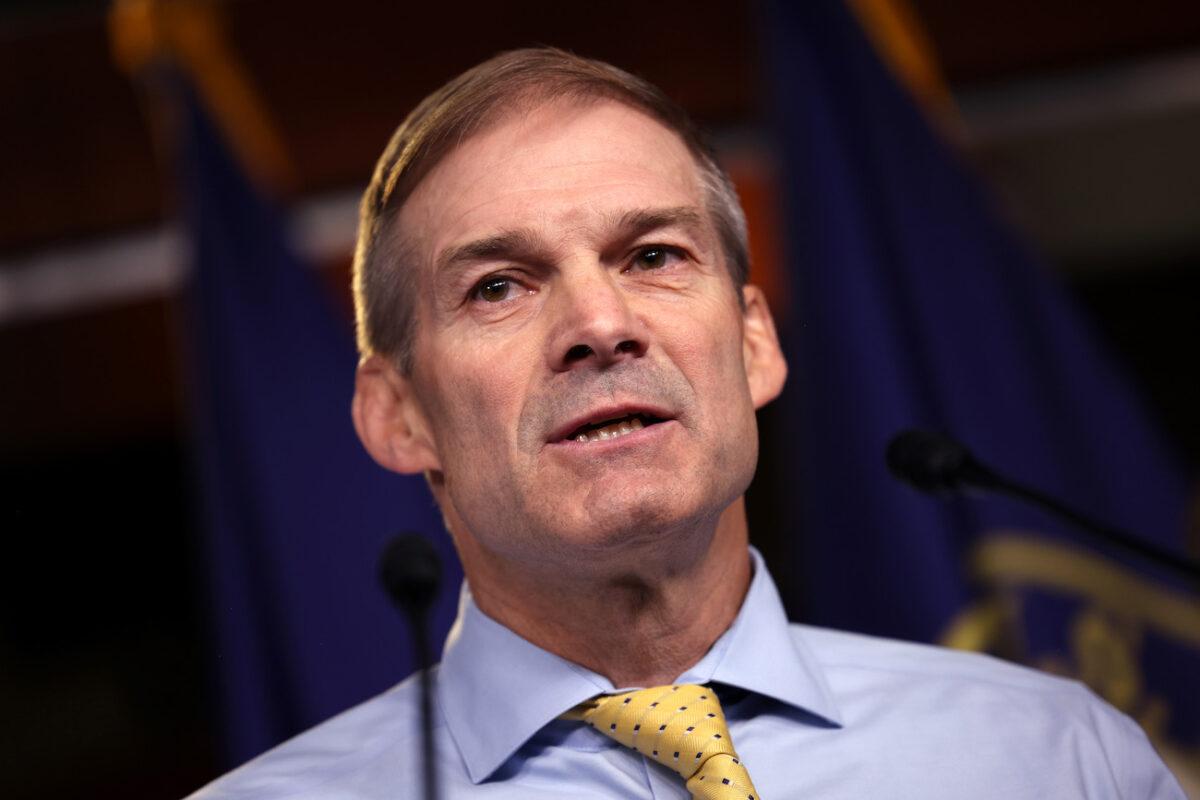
[379, 533, 442, 800]
[885, 429, 1001, 494]
[380, 532, 442, 617]
[885, 429, 1200, 585]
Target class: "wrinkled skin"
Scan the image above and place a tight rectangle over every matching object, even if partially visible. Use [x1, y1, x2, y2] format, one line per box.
[353, 99, 786, 684]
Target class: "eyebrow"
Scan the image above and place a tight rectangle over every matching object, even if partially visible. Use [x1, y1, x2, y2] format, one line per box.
[433, 205, 711, 279]
[611, 206, 708, 242]
[593, 205, 712, 266]
[434, 229, 545, 278]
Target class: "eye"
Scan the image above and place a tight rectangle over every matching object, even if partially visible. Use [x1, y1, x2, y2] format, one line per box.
[472, 275, 520, 303]
[630, 245, 682, 271]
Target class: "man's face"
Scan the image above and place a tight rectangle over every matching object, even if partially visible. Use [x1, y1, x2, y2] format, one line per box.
[382, 99, 783, 568]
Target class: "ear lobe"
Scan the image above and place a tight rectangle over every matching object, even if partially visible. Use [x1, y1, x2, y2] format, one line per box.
[740, 285, 788, 409]
[352, 355, 441, 475]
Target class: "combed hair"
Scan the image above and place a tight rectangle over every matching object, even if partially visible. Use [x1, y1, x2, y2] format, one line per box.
[352, 47, 749, 372]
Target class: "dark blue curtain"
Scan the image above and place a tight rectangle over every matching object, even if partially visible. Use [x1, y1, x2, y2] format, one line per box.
[763, 0, 1195, 750]
[175, 80, 460, 765]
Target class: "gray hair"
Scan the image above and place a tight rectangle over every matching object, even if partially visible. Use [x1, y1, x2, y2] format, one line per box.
[353, 47, 749, 373]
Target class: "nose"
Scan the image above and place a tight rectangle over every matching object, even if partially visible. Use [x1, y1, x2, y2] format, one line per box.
[546, 265, 647, 371]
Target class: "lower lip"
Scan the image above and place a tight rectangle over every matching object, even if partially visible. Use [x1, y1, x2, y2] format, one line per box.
[550, 419, 677, 452]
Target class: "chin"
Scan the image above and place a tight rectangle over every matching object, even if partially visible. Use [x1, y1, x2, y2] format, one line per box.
[555, 484, 724, 554]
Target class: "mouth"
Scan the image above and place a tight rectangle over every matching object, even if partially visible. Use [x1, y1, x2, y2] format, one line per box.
[550, 408, 672, 445]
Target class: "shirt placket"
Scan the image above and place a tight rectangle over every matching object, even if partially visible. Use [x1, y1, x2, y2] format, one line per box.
[641, 754, 693, 799]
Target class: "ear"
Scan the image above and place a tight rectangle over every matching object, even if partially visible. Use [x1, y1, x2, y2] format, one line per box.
[352, 354, 442, 475]
[740, 284, 788, 409]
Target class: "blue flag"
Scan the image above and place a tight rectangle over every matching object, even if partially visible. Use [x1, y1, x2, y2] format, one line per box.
[174, 80, 461, 765]
[763, 0, 1198, 766]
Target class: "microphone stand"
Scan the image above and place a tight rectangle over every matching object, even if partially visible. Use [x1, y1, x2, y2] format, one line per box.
[379, 533, 442, 800]
[408, 602, 437, 800]
[887, 430, 1200, 586]
[976, 467, 1200, 584]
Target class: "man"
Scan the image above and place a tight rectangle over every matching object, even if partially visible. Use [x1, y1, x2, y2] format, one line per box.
[189, 48, 1183, 798]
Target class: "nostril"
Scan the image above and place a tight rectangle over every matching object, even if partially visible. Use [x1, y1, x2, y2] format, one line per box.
[565, 344, 593, 363]
[615, 340, 638, 354]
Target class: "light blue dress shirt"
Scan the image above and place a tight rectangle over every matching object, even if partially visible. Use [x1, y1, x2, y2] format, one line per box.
[188, 548, 1184, 798]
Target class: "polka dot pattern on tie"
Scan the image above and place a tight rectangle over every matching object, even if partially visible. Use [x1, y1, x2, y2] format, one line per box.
[566, 684, 761, 800]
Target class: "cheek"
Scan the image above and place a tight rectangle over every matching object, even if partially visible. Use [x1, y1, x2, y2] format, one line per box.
[665, 306, 750, 404]
[428, 359, 527, 460]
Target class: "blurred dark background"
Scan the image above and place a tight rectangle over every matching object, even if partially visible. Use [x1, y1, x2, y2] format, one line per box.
[2, 1, 1198, 798]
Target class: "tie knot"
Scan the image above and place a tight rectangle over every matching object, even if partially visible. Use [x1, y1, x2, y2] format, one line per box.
[569, 684, 760, 799]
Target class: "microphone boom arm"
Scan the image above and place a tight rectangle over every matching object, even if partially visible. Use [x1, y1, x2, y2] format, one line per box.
[886, 429, 1200, 586]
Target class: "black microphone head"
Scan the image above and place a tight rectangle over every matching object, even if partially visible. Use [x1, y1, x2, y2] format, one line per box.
[379, 532, 442, 615]
[885, 429, 974, 494]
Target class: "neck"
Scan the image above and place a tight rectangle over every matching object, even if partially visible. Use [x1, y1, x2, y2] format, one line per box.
[453, 500, 753, 688]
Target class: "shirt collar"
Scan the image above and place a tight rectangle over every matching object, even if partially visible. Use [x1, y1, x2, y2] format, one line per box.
[677, 548, 842, 726]
[437, 546, 843, 784]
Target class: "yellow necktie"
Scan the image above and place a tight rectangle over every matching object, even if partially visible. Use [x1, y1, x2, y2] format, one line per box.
[568, 684, 761, 799]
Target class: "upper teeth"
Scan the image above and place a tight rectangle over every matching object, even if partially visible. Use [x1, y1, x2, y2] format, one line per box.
[575, 416, 644, 443]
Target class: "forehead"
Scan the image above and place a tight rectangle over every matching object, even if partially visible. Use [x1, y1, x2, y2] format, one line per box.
[396, 99, 706, 263]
